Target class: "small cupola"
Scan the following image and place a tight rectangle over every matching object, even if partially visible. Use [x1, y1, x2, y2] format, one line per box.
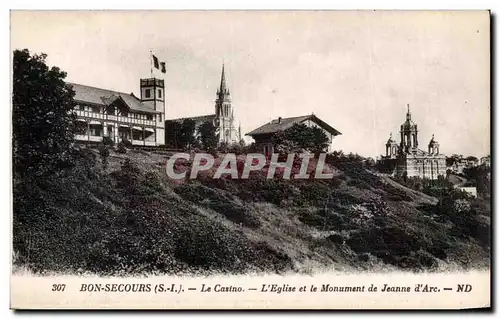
[428, 134, 440, 155]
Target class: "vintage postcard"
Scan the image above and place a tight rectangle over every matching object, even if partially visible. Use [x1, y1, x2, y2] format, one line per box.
[10, 10, 491, 310]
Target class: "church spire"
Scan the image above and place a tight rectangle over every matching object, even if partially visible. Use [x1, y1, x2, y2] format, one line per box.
[406, 104, 411, 121]
[219, 63, 228, 95]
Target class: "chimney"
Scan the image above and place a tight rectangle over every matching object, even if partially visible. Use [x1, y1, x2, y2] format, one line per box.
[278, 117, 282, 124]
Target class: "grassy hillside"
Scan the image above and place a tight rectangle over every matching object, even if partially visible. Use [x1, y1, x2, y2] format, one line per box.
[12, 147, 490, 276]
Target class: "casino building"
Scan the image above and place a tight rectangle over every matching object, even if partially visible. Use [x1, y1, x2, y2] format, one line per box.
[68, 77, 166, 147]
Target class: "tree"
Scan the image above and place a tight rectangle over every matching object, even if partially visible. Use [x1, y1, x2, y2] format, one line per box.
[12, 49, 78, 178]
[271, 123, 330, 154]
[178, 119, 197, 150]
[198, 121, 219, 151]
[446, 154, 463, 167]
[310, 126, 330, 153]
[465, 156, 479, 164]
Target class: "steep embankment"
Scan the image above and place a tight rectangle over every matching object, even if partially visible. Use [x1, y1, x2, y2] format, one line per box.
[376, 173, 438, 205]
[12, 147, 491, 276]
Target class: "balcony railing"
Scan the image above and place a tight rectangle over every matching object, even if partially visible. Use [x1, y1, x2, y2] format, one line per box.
[74, 110, 158, 127]
[75, 135, 158, 147]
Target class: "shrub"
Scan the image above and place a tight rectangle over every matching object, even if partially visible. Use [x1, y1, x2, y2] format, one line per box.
[116, 143, 127, 154]
[102, 136, 115, 147]
[346, 222, 449, 271]
[236, 179, 296, 206]
[174, 183, 261, 228]
[121, 139, 133, 148]
[98, 145, 110, 169]
[298, 208, 346, 231]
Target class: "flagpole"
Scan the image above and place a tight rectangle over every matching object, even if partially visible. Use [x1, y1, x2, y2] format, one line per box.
[150, 50, 153, 78]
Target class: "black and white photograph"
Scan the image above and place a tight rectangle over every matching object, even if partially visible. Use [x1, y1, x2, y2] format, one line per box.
[9, 10, 491, 309]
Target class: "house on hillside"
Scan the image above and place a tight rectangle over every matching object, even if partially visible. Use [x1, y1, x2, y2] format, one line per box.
[68, 78, 166, 146]
[245, 114, 342, 155]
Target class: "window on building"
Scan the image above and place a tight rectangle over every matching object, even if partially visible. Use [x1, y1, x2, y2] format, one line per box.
[158, 89, 162, 98]
[90, 127, 102, 136]
[145, 89, 151, 98]
[147, 114, 153, 121]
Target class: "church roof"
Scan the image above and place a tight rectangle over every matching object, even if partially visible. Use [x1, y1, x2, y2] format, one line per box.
[246, 114, 342, 137]
[67, 82, 161, 114]
[401, 104, 417, 130]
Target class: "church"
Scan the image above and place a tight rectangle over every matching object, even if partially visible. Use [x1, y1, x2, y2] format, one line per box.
[165, 64, 241, 146]
[382, 105, 446, 180]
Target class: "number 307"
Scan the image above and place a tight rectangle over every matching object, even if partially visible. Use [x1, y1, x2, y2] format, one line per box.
[52, 284, 66, 292]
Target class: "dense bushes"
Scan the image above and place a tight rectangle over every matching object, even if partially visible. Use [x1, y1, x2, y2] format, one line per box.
[346, 224, 448, 270]
[102, 136, 115, 147]
[13, 145, 490, 275]
[116, 142, 127, 154]
[13, 153, 297, 275]
[462, 165, 491, 197]
[235, 179, 297, 206]
[174, 183, 261, 228]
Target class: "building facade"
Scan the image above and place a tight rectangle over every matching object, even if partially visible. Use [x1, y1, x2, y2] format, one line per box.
[246, 114, 342, 155]
[214, 64, 240, 144]
[165, 64, 241, 146]
[68, 78, 165, 146]
[382, 105, 446, 180]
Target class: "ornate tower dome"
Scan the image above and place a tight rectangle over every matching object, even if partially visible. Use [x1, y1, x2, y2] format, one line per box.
[400, 104, 419, 154]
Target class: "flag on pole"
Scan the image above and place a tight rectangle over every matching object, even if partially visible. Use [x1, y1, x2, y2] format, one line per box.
[160, 62, 166, 74]
[152, 55, 160, 69]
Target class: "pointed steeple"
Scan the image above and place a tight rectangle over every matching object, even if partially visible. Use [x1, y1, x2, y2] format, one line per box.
[219, 63, 228, 95]
[406, 104, 411, 121]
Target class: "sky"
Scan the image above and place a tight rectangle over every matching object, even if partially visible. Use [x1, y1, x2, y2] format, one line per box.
[10, 10, 490, 158]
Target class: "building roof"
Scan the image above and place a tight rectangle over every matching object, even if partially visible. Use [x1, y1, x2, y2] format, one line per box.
[166, 114, 217, 124]
[66, 82, 161, 114]
[166, 114, 216, 127]
[245, 114, 342, 137]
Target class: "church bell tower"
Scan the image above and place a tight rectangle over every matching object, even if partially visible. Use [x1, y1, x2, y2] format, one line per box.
[215, 64, 235, 143]
[400, 104, 418, 154]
